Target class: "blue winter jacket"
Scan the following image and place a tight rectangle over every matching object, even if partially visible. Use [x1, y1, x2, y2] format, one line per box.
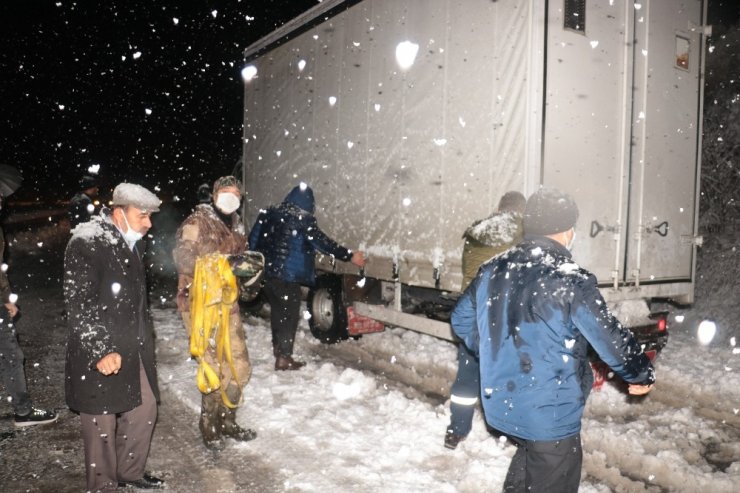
[248, 185, 353, 286]
[451, 236, 655, 441]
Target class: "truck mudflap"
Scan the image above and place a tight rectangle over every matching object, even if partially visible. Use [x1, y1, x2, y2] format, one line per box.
[347, 307, 385, 336]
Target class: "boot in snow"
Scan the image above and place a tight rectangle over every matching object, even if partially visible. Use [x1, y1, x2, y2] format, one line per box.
[219, 384, 257, 442]
[200, 392, 225, 451]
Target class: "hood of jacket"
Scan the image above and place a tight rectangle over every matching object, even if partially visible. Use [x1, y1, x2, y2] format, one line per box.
[283, 185, 315, 214]
[463, 211, 522, 248]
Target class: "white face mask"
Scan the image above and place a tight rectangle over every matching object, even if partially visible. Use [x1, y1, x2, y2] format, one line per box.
[215, 192, 241, 214]
[566, 230, 577, 251]
[121, 212, 144, 245]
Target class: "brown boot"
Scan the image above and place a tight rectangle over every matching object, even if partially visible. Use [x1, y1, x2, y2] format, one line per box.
[275, 354, 306, 371]
[220, 407, 257, 442]
[200, 392, 224, 451]
[219, 385, 257, 443]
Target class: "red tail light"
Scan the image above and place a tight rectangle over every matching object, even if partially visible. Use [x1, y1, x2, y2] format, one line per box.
[657, 317, 667, 332]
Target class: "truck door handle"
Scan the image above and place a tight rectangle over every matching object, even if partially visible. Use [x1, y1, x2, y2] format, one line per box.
[590, 221, 603, 238]
[590, 221, 619, 238]
[649, 221, 669, 237]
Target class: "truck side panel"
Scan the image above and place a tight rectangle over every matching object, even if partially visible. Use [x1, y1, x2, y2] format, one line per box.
[243, 0, 538, 291]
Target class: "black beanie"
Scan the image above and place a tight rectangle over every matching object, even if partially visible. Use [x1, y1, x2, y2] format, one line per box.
[523, 187, 579, 236]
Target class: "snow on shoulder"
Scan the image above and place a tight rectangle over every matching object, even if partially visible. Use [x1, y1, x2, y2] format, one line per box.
[558, 262, 581, 275]
[466, 211, 520, 247]
[70, 215, 119, 245]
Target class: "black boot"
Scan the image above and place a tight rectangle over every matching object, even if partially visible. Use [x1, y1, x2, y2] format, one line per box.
[200, 392, 225, 451]
[219, 384, 257, 443]
[275, 354, 306, 371]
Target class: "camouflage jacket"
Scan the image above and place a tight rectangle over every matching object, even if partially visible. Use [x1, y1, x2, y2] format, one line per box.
[172, 204, 246, 312]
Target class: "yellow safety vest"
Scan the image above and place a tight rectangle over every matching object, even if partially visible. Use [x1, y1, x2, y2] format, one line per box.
[189, 254, 240, 408]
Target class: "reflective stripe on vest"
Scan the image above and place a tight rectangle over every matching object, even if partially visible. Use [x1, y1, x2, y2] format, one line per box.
[450, 394, 478, 406]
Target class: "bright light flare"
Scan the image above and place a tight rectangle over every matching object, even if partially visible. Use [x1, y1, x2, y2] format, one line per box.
[395, 40, 419, 70]
[697, 320, 717, 345]
[241, 65, 258, 82]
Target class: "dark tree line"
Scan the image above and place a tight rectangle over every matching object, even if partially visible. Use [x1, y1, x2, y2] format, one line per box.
[700, 23, 740, 233]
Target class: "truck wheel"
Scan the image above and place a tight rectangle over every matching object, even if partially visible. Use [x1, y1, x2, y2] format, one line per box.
[307, 275, 349, 344]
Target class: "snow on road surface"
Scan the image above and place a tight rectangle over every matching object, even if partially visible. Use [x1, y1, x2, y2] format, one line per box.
[151, 305, 738, 493]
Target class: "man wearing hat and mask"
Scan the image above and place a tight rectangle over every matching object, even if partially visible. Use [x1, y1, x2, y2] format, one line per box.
[451, 187, 655, 492]
[64, 183, 165, 492]
[173, 176, 256, 450]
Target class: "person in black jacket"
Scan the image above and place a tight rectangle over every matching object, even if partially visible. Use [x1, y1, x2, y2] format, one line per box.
[452, 188, 654, 493]
[0, 193, 57, 428]
[249, 183, 365, 370]
[64, 183, 165, 492]
[67, 174, 99, 229]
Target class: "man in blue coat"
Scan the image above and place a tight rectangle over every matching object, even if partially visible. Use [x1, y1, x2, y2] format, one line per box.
[451, 188, 655, 492]
[249, 183, 365, 370]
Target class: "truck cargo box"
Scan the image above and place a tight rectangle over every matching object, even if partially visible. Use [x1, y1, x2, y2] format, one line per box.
[241, 0, 707, 342]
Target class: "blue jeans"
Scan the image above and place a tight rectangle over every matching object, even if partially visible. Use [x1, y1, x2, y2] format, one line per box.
[0, 306, 32, 415]
[447, 343, 479, 436]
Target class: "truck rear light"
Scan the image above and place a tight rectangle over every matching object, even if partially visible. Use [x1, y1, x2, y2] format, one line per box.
[649, 311, 669, 332]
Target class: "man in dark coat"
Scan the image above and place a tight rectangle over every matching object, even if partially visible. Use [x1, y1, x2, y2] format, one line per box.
[68, 174, 99, 229]
[64, 183, 164, 492]
[451, 188, 655, 492]
[249, 183, 366, 370]
[445, 191, 525, 450]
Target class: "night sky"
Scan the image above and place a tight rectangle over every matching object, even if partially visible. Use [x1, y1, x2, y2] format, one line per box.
[1, 0, 738, 204]
[1, 0, 318, 203]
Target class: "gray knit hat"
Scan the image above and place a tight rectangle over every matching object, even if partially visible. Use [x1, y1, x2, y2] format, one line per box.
[111, 183, 161, 213]
[523, 187, 578, 236]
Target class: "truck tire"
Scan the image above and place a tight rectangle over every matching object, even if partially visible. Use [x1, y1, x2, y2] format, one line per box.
[307, 275, 349, 344]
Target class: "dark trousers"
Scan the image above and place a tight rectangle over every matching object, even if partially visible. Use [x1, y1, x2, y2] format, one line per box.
[263, 278, 302, 357]
[80, 362, 157, 493]
[503, 433, 582, 493]
[447, 343, 479, 436]
[0, 308, 31, 415]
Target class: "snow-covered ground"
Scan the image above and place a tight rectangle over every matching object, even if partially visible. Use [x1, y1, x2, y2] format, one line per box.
[2, 218, 737, 491]
[151, 302, 739, 493]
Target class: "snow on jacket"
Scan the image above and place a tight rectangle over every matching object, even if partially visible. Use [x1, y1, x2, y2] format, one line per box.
[63, 211, 160, 415]
[172, 203, 247, 312]
[248, 186, 352, 286]
[451, 236, 655, 441]
[461, 211, 523, 289]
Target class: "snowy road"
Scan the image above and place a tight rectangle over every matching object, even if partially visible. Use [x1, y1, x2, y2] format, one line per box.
[151, 303, 740, 493]
[0, 219, 737, 492]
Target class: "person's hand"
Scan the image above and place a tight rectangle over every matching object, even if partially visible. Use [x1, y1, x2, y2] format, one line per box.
[351, 251, 366, 267]
[628, 383, 654, 395]
[96, 353, 122, 376]
[4, 303, 18, 318]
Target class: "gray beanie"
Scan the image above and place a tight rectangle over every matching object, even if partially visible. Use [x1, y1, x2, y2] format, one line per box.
[523, 187, 578, 236]
[111, 183, 161, 213]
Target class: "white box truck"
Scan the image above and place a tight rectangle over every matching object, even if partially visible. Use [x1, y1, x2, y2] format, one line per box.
[240, 0, 709, 353]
